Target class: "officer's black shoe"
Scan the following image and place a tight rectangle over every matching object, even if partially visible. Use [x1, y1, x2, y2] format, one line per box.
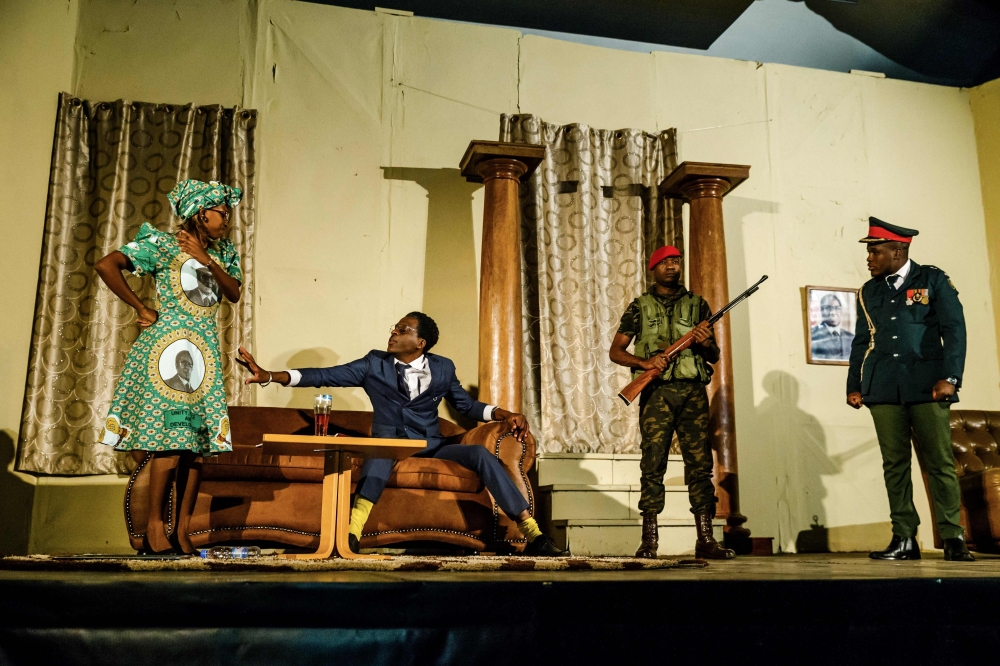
[943, 537, 975, 562]
[524, 534, 566, 557]
[348, 533, 360, 554]
[869, 535, 921, 560]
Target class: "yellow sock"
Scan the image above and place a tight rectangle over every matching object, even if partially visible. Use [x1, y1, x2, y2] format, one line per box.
[517, 517, 543, 543]
[349, 497, 374, 540]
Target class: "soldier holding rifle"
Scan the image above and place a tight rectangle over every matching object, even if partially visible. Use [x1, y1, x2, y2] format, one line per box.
[609, 245, 734, 560]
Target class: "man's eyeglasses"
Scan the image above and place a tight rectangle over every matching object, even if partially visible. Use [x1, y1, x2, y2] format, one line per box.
[390, 325, 417, 335]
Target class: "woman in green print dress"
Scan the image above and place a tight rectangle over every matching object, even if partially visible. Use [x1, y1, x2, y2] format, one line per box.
[95, 179, 243, 552]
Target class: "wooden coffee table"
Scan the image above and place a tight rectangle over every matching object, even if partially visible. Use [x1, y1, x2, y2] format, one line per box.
[262, 435, 425, 560]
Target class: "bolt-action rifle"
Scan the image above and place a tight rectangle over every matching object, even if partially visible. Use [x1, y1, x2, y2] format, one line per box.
[618, 275, 768, 406]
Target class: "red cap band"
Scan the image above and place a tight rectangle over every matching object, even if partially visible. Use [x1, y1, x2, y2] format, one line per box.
[866, 225, 912, 243]
[648, 245, 681, 270]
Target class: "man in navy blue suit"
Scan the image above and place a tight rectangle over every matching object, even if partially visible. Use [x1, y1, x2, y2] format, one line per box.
[237, 312, 563, 556]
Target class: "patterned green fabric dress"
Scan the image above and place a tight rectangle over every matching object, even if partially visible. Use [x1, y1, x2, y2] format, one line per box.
[99, 222, 240, 455]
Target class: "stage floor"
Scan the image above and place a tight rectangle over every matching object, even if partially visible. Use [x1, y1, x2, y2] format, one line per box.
[5, 551, 997, 583]
[3, 553, 1000, 665]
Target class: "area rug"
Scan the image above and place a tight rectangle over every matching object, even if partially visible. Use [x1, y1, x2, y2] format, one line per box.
[1, 554, 705, 573]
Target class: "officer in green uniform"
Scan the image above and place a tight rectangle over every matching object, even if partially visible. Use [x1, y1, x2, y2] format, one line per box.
[848, 217, 974, 561]
[610, 245, 734, 560]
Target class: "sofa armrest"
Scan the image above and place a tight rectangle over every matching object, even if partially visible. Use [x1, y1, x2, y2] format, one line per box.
[459, 421, 536, 475]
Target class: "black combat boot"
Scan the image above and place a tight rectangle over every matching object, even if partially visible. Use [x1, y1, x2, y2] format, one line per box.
[694, 512, 735, 560]
[943, 536, 975, 562]
[635, 512, 658, 559]
[869, 535, 920, 560]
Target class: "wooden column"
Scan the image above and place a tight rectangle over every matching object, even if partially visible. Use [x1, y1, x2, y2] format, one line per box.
[460, 141, 544, 410]
[660, 162, 751, 540]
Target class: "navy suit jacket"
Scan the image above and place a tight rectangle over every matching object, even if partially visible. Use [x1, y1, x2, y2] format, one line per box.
[296, 350, 490, 450]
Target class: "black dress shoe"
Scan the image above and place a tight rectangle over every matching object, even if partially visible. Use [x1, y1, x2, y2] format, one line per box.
[869, 535, 921, 560]
[524, 534, 566, 557]
[943, 537, 975, 561]
[348, 534, 360, 554]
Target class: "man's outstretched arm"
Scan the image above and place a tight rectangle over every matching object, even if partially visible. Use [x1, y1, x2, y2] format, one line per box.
[237, 346, 369, 388]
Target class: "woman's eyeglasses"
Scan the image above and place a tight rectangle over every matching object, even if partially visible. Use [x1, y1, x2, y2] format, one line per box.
[206, 207, 230, 222]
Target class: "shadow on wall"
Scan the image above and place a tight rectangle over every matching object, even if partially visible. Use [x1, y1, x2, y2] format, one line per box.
[0, 430, 34, 555]
[757, 370, 882, 551]
[757, 370, 834, 551]
[383, 167, 484, 420]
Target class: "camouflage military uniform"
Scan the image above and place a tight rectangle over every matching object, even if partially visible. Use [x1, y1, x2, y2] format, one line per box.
[619, 288, 720, 515]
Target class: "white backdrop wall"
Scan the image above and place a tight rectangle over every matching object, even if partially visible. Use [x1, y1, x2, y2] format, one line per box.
[2, 0, 998, 552]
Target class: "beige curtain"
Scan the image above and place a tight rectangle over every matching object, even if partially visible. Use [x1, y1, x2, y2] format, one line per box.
[510, 115, 682, 454]
[16, 94, 257, 475]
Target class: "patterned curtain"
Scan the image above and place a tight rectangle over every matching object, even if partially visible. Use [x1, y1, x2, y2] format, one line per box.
[510, 115, 682, 454]
[16, 94, 257, 475]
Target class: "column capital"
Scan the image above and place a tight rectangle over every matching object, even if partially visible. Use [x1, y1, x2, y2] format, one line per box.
[658, 161, 750, 201]
[460, 141, 545, 184]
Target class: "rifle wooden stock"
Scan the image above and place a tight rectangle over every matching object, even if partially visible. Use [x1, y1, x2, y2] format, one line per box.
[617, 332, 696, 406]
[616, 275, 768, 406]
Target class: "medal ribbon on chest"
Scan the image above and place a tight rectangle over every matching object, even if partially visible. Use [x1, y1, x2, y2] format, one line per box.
[906, 288, 929, 306]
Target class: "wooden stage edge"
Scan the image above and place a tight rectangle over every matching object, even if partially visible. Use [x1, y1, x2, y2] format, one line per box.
[3, 553, 1000, 664]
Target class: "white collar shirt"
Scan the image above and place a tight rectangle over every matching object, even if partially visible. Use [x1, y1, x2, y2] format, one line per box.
[886, 259, 912, 291]
[394, 354, 431, 399]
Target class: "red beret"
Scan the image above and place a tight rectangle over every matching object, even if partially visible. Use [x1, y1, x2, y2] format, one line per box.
[648, 245, 681, 270]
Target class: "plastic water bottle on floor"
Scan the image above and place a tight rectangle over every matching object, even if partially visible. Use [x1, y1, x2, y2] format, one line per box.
[198, 546, 262, 559]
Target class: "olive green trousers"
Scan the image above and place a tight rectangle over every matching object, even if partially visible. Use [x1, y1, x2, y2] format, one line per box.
[868, 402, 963, 540]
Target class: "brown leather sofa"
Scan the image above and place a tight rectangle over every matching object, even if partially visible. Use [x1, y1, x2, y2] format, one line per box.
[918, 409, 1000, 552]
[124, 406, 536, 554]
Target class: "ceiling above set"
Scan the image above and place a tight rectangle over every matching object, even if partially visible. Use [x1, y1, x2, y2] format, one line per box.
[311, 0, 1000, 87]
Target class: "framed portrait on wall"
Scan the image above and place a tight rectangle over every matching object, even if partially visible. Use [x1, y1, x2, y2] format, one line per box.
[805, 286, 858, 365]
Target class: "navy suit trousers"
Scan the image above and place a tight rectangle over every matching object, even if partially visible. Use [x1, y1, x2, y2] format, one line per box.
[355, 445, 530, 519]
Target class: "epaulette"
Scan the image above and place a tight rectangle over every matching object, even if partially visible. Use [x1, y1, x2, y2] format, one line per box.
[924, 265, 958, 291]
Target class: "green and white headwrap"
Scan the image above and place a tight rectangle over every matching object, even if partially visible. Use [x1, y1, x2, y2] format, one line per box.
[167, 179, 243, 220]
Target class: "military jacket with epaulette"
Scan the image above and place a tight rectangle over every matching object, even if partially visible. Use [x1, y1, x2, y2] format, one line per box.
[847, 261, 966, 404]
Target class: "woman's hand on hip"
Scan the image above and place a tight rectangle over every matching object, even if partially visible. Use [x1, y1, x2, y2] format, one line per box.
[136, 306, 159, 328]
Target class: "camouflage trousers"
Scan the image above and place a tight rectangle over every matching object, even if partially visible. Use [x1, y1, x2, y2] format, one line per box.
[638, 380, 716, 515]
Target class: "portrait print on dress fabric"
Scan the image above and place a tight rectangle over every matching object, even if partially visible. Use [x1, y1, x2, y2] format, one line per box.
[158, 338, 206, 395]
[98, 414, 130, 447]
[180, 258, 221, 307]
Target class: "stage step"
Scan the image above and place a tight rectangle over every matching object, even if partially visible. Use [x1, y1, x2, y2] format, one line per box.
[549, 518, 723, 557]
[534, 453, 701, 555]
[535, 452, 685, 487]
[540, 484, 691, 521]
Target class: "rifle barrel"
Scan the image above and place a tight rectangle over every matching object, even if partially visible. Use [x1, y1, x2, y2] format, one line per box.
[708, 275, 768, 324]
[616, 275, 768, 406]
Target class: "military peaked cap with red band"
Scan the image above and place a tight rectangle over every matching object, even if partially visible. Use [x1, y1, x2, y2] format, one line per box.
[648, 245, 682, 270]
[859, 216, 919, 244]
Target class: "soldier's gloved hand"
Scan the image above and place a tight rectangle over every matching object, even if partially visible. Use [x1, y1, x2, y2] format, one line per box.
[691, 321, 713, 347]
[931, 380, 956, 401]
[846, 392, 863, 409]
[639, 355, 668, 372]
